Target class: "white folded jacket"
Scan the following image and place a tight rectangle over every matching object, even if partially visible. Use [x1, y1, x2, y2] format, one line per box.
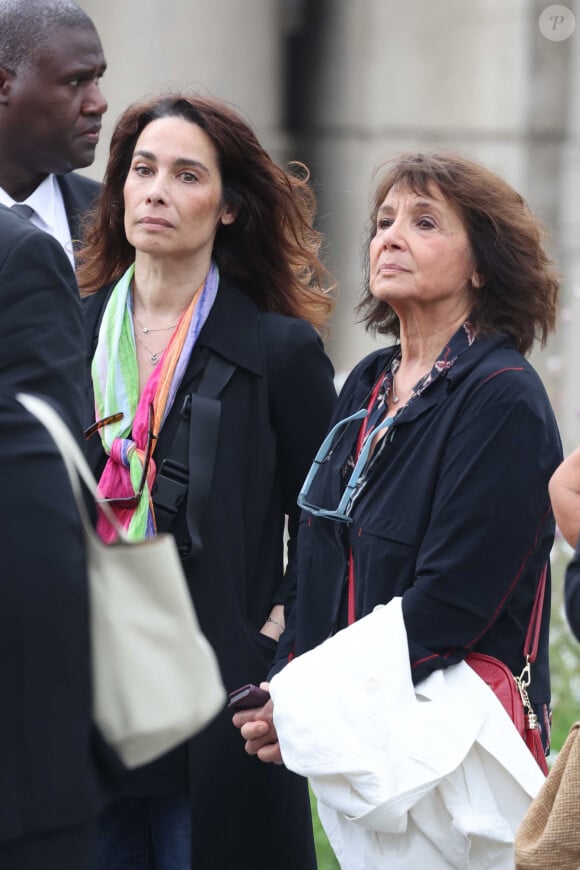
[270, 598, 545, 869]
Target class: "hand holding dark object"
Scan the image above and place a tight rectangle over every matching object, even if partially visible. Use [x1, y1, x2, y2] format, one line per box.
[230, 682, 284, 765]
[228, 684, 271, 710]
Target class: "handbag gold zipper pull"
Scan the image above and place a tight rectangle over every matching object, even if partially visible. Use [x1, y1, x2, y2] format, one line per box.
[526, 710, 539, 730]
[515, 668, 539, 730]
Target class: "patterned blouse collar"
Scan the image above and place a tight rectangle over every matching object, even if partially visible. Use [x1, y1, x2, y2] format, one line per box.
[380, 320, 477, 409]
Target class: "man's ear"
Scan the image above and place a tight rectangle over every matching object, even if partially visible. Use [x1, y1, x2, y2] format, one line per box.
[0, 67, 14, 105]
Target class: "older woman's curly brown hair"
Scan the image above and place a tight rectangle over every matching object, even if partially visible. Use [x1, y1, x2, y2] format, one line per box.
[358, 152, 559, 356]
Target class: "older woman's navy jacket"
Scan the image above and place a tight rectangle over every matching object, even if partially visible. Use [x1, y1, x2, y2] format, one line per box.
[275, 332, 562, 709]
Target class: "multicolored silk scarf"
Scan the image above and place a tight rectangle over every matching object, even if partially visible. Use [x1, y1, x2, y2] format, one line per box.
[91, 261, 219, 542]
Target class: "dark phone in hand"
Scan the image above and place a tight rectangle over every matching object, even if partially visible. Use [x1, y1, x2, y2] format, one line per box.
[228, 684, 271, 710]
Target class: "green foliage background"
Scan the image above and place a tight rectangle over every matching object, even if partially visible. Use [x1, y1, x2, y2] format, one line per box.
[310, 540, 580, 868]
[546, 541, 580, 752]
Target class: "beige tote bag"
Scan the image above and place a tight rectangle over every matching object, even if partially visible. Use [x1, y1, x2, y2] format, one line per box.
[18, 392, 225, 769]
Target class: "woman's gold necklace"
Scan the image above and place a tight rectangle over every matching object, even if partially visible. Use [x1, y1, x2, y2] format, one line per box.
[391, 362, 417, 406]
[392, 368, 401, 403]
[392, 371, 414, 404]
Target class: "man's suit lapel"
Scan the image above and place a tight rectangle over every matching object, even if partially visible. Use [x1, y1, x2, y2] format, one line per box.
[57, 173, 101, 243]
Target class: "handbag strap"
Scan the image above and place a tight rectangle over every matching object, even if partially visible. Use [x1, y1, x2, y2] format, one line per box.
[524, 561, 548, 665]
[16, 392, 129, 545]
[347, 371, 389, 625]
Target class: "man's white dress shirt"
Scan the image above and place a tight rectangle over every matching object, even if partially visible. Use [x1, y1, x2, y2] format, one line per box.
[0, 175, 75, 268]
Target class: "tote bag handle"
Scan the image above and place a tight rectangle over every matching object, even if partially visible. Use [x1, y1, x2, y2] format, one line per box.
[17, 392, 128, 545]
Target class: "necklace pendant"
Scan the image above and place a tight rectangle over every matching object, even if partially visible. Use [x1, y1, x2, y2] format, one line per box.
[149, 353, 159, 365]
[142, 326, 149, 334]
[392, 395, 400, 403]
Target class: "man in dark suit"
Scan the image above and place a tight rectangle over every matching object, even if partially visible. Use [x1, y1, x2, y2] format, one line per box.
[0, 203, 100, 869]
[0, 0, 107, 264]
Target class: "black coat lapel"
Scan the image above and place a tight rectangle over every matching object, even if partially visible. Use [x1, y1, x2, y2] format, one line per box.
[176, 278, 263, 396]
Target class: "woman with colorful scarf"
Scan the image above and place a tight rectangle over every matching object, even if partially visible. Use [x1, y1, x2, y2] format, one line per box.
[78, 93, 336, 870]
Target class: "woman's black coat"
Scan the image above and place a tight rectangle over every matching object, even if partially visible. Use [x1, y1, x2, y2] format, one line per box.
[83, 278, 336, 870]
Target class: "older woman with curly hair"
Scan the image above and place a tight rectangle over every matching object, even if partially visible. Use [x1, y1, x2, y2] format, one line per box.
[79, 93, 336, 870]
[237, 153, 563, 853]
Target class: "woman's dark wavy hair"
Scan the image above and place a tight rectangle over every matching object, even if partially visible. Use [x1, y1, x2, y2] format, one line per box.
[358, 152, 559, 355]
[77, 93, 334, 331]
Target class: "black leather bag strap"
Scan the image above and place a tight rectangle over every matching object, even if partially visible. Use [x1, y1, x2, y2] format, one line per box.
[152, 353, 235, 553]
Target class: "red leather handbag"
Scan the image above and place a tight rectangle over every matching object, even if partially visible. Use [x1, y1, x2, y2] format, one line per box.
[466, 564, 549, 776]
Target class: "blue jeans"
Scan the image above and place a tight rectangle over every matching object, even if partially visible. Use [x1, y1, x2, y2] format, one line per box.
[92, 795, 191, 870]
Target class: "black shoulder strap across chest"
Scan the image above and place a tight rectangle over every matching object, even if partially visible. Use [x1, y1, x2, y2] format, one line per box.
[152, 352, 235, 552]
